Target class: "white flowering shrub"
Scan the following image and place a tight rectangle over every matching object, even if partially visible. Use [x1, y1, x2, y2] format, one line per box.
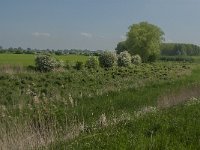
[85, 56, 99, 69]
[117, 51, 131, 67]
[131, 54, 142, 65]
[99, 51, 117, 68]
[35, 54, 62, 72]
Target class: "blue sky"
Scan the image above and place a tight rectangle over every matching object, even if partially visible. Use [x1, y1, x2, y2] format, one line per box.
[0, 0, 200, 50]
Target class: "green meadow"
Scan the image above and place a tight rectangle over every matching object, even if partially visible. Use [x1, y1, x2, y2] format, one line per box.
[1, 1, 200, 149]
[0, 54, 89, 66]
[0, 55, 200, 149]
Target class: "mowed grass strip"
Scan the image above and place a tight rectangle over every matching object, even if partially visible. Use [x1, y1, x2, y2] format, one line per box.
[0, 54, 89, 66]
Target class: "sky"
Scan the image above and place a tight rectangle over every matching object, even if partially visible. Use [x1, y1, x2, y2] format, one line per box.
[0, 0, 200, 50]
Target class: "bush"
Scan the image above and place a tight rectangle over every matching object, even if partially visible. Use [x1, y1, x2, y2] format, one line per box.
[117, 51, 131, 67]
[35, 54, 61, 72]
[74, 61, 84, 70]
[99, 51, 117, 68]
[85, 56, 99, 69]
[148, 53, 157, 62]
[64, 60, 73, 69]
[131, 54, 142, 65]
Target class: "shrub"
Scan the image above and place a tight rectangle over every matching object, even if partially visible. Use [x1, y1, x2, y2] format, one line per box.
[35, 54, 61, 72]
[64, 60, 72, 69]
[148, 53, 157, 62]
[27, 65, 36, 71]
[85, 56, 99, 69]
[117, 51, 131, 67]
[131, 54, 142, 65]
[99, 51, 117, 68]
[74, 61, 84, 70]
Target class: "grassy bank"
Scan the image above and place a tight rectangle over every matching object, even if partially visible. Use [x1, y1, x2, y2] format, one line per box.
[58, 99, 200, 149]
[0, 62, 200, 149]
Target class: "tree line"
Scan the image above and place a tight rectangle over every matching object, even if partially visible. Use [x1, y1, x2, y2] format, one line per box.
[160, 43, 200, 56]
[0, 46, 103, 56]
[116, 42, 200, 57]
[115, 22, 200, 58]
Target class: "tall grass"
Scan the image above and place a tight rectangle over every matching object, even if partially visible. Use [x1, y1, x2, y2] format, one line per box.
[0, 62, 200, 149]
[59, 100, 200, 149]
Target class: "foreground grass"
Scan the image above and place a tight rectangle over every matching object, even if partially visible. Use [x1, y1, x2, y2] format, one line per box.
[47, 65, 200, 149]
[0, 62, 200, 149]
[57, 99, 200, 150]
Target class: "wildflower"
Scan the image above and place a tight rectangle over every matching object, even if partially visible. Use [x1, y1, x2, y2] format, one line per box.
[99, 113, 107, 127]
[69, 93, 74, 107]
[33, 95, 40, 104]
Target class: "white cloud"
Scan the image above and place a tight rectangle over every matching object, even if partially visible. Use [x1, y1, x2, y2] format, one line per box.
[81, 32, 92, 38]
[32, 32, 51, 37]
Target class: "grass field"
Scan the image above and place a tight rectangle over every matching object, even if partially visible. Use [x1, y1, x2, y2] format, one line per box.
[0, 54, 89, 66]
[0, 53, 200, 149]
[57, 100, 200, 149]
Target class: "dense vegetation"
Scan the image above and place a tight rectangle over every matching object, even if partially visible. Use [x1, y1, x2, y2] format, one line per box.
[159, 56, 194, 62]
[59, 100, 200, 149]
[161, 43, 200, 56]
[115, 22, 164, 62]
[0, 46, 102, 56]
[1, 57, 200, 149]
[126, 22, 164, 62]
[116, 25, 200, 59]
[116, 42, 200, 57]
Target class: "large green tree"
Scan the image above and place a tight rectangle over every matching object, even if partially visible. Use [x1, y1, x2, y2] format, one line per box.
[126, 22, 164, 62]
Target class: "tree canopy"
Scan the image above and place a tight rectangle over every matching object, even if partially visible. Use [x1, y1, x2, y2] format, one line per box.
[116, 22, 164, 62]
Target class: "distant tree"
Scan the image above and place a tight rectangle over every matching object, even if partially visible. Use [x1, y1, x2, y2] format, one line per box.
[115, 41, 127, 54]
[0, 46, 4, 53]
[55, 51, 63, 55]
[15, 47, 23, 54]
[8, 47, 13, 50]
[17, 47, 23, 50]
[126, 22, 164, 62]
[161, 43, 200, 56]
